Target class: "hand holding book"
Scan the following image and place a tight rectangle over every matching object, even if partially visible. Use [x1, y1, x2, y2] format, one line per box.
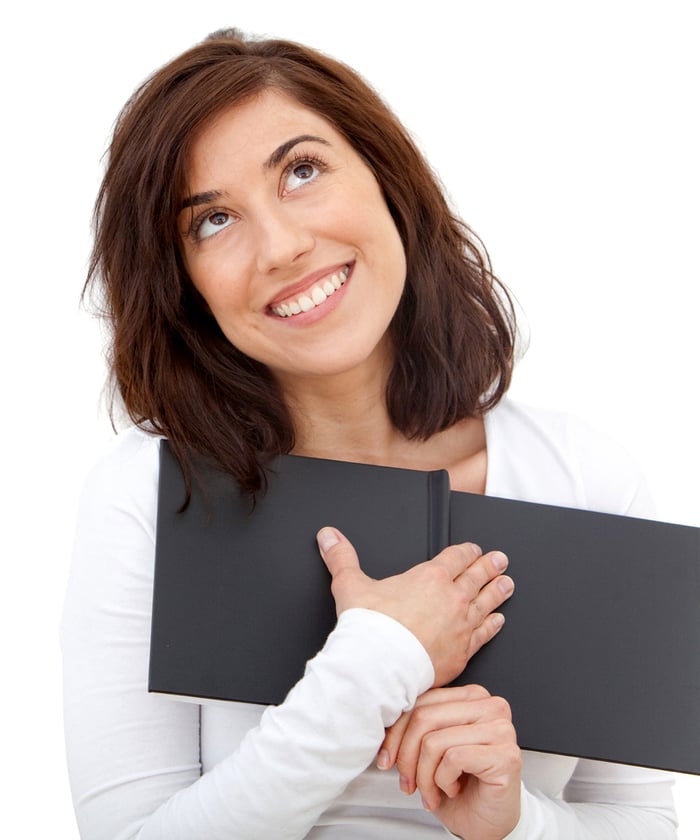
[316, 526, 515, 687]
[379, 684, 521, 839]
[151, 446, 700, 773]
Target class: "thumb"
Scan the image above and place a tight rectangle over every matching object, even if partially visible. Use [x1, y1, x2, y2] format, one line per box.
[317, 527, 369, 617]
[316, 527, 361, 578]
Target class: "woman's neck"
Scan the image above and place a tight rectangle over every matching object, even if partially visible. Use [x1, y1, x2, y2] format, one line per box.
[283, 366, 399, 465]
[279, 366, 488, 494]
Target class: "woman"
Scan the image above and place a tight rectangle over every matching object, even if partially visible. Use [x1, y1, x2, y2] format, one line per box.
[61, 28, 678, 839]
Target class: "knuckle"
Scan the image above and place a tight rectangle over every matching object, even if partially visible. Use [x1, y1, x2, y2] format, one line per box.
[425, 562, 452, 586]
[439, 544, 460, 561]
[409, 705, 433, 729]
[467, 625, 490, 659]
[445, 543, 474, 571]
[458, 542, 478, 562]
[490, 695, 513, 720]
[503, 743, 522, 773]
[469, 597, 486, 621]
[493, 719, 515, 742]
[421, 730, 442, 761]
[331, 564, 351, 583]
[453, 589, 471, 611]
[394, 753, 413, 776]
[465, 683, 491, 699]
[464, 561, 490, 590]
[458, 541, 481, 556]
[329, 569, 351, 595]
[441, 745, 461, 773]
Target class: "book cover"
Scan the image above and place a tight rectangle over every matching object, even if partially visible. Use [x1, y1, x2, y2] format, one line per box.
[150, 443, 449, 705]
[149, 442, 700, 774]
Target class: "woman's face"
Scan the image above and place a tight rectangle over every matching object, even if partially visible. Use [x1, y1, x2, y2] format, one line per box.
[179, 89, 407, 391]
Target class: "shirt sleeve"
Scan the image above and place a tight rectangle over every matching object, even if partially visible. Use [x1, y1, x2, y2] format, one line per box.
[61, 432, 434, 840]
[501, 761, 678, 839]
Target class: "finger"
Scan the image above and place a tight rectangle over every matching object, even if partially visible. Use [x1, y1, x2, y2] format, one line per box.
[466, 612, 506, 660]
[380, 685, 491, 769]
[433, 740, 521, 802]
[455, 550, 509, 600]
[379, 709, 411, 769]
[395, 695, 510, 793]
[417, 719, 517, 808]
[429, 542, 482, 580]
[466, 573, 515, 627]
[414, 684, 491, 708]
[316, 527, 362, 576]
[316, 527, 367, 613]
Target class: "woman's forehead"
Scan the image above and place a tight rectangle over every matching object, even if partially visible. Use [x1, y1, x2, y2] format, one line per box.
[185, 91, 346, 185]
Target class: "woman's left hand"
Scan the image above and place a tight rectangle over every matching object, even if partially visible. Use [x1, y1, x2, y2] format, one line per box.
[378, 685, 522, 840]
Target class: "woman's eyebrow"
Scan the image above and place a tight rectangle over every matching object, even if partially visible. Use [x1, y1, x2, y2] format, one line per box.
[180, 189, 225, 212]
[180, 136, 330, 211]
[264, 134, 330, 169]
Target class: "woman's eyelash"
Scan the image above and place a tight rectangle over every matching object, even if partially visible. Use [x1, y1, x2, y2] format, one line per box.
[286, 150, 329, 168]
[283, 150, 329, 179]
[188, 208, 230, 241]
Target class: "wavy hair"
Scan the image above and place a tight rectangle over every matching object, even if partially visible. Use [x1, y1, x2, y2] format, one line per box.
[86, 28, 516, 496]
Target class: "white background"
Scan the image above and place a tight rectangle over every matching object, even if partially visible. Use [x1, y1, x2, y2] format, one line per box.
[1, 0, 698, 836]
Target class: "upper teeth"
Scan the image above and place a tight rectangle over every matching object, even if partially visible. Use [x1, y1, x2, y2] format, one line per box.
[272, 266, 350, 317]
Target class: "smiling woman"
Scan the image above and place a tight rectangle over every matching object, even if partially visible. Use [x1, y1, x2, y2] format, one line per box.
[86, 28, 514, 497]
[179, 91, 407, 389]
[61, 27, 679, 840]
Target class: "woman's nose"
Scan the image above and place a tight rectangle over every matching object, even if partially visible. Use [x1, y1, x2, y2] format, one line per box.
[254, 206, 315, 274]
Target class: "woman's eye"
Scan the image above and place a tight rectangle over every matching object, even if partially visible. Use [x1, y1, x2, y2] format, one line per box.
[197, 211, 235, 240]
[284, 161, 320, 192]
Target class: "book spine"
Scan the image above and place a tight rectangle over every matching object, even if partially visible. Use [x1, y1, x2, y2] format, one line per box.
[427, 470, 451, 558]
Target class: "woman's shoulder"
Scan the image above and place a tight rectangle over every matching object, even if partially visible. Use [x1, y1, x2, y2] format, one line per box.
[485, 398, 654, 517]
[66, 427, 165, 629]
[79, 425, 163, 520]
[90, 422, 161, 464]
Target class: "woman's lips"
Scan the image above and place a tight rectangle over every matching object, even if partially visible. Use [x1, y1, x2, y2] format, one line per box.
[269, 264, 352, 318]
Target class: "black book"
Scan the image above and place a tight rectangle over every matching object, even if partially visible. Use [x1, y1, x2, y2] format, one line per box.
[149, 441, 700, 774]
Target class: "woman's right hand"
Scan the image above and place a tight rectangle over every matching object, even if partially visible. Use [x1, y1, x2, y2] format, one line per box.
[316, 527, 514, 686]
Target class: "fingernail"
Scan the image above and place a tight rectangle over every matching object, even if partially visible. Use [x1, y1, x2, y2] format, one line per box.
[317, 527, 339, 553]
[492, 613, 505, 630]
[421, 795, 433, 811]
[399, 775, 410, 793]
[492, 551, 508, 572]
[498, 576, 514, 595]
[376, 749, 390, 770]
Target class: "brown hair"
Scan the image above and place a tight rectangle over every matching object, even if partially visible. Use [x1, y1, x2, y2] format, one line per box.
[86, 28, 516, 495]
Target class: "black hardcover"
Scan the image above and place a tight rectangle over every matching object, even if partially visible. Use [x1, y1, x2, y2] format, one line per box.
[150, 442, 700, 774]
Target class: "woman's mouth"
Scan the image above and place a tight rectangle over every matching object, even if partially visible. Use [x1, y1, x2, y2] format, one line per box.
[270, 265, 351, 318]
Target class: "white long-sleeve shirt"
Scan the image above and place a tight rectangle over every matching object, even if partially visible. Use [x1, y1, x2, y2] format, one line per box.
[61, 399, 678, 838]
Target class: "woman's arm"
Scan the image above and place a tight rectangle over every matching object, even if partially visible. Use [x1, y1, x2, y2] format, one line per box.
[61, 433, 435, 839]
[62, 432, 511, 839]
[381, 687, 677, 839]
[503, 759, 677, 839]
[137, 611, 437, 839]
